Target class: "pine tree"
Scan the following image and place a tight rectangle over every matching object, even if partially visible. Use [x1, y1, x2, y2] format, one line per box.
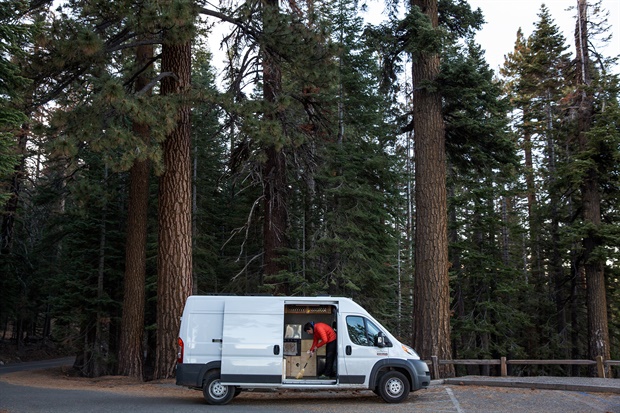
[3, 0, 191, 377]
[117, 39, 154, 379]
[439, 39, 523, 368]
[407, 0, 452, 377]
[260, 0, 289, 291]
[498, 0, 620, 371]
[154, 0, 196, 380]
[572, 0, 611, 375]
[528, 5, 573, 363]
[190, 47, 236, 294]
[0, 1, 33, 250]
[200, 0, 343, 295]
[262, 0, 398, 319]
[501, 5, 574, 364]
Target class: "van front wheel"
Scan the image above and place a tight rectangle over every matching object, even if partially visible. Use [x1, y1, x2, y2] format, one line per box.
[378, 371, 410, 403]
[203, 370, 235, 405]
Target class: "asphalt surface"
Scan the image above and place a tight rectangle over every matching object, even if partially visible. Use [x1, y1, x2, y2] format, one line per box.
[0, 357, 75, 374]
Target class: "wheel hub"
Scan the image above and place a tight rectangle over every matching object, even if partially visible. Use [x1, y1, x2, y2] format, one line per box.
[386, 378, 404, 396]
[210, 381, 228, 398]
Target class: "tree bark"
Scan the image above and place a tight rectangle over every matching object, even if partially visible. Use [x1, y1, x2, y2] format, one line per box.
[118, 42, 153, 379]
[575, 0, 610, 376]
[154, 38, 193, 379]
[410, 0, 453, 378]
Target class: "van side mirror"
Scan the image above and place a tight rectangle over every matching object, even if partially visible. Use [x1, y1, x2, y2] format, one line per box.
[375, 332, 385, 348]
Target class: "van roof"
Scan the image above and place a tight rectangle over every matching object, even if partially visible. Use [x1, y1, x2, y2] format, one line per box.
[184, 295, 366, 314]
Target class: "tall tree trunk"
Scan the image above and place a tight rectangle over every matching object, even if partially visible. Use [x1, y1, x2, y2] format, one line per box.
[261, 0, 288, 293]
[410, 0, 453, 378]
[262, 145, 288, 286]
[575, 0, 610, 376]
[154, 37, 193, 379]
[118, 41, 153, 379]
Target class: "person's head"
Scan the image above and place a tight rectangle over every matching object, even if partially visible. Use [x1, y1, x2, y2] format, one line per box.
[304, 322, 314, 334]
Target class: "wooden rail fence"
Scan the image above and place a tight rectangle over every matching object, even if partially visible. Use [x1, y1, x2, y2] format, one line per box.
[426, 356, 620, 380]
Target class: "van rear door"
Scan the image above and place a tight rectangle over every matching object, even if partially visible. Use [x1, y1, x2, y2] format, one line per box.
[220, 298, 284, 385]
[184, 299, 224, 363]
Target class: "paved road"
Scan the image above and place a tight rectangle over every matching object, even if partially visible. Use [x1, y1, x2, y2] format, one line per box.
[0, 357, 75, 374]
[1, 359, 619, 413]
[2, 382, 619, 413]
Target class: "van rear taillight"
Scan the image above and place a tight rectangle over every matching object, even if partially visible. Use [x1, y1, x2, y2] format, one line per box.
[177, 337, 184, 364]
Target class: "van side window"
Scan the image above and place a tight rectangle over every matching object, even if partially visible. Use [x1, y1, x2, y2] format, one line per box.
[346, 316, 382, 347]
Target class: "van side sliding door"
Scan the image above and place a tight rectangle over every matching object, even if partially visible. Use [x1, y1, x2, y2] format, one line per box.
[220, 298, 284, 385]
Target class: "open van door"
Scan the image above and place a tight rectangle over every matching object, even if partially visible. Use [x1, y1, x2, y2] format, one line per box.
[220, 298, 284, 385]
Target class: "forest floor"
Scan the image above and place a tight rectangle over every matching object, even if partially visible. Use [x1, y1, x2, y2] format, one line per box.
[1, 365, 197, 399]
[0, 339, 184, 396]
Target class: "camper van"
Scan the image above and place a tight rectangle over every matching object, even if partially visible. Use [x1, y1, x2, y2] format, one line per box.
[176, 295, 430, 405]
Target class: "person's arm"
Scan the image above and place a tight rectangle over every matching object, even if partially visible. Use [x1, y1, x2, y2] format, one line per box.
[309, 333, 319, 352]
[312, 324, 329, 350]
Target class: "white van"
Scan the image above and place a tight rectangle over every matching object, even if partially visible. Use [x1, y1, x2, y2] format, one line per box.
[176, 295, 430, 404]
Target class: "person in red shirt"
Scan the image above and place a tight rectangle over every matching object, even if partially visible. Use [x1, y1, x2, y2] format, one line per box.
[304, 321, 337, 379]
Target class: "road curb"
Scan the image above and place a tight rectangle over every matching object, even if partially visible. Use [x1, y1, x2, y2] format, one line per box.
[443, 376, 620, 394]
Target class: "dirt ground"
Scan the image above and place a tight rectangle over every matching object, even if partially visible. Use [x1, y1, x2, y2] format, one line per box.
[1, 365, 197, 399]
[0, 340, 193, 398]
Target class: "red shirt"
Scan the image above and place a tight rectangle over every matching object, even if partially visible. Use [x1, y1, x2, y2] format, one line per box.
[309, 322, 337, 352]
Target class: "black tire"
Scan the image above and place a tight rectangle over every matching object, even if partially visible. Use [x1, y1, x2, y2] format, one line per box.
[377, 371, 410, 403]
[202, 370, 236, 405]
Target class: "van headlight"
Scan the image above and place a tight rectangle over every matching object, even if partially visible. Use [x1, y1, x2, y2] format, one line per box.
[402, 344, 418, 357]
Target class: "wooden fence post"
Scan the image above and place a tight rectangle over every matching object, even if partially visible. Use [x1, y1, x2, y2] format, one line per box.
[596, 355, 606, 378]
[431, 355, 440, 380]
[500, 356, 507, 377]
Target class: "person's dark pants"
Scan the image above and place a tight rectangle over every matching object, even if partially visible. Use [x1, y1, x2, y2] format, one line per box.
[320, 340, 337, 377]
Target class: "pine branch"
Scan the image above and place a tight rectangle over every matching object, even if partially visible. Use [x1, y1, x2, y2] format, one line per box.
[198, 7, 260, 40]
[136, 71, 177, 96]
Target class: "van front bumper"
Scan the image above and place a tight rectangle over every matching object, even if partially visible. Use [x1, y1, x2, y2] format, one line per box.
[408, 359, 431, 389]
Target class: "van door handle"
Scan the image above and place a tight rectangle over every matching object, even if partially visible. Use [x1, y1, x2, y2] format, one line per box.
[274, 345, 280, 355]
[346, 345, 352, 355]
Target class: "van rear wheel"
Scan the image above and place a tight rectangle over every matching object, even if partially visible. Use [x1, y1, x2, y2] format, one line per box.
[203, 370, 235, 405]
[378, 371, 410, 403]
